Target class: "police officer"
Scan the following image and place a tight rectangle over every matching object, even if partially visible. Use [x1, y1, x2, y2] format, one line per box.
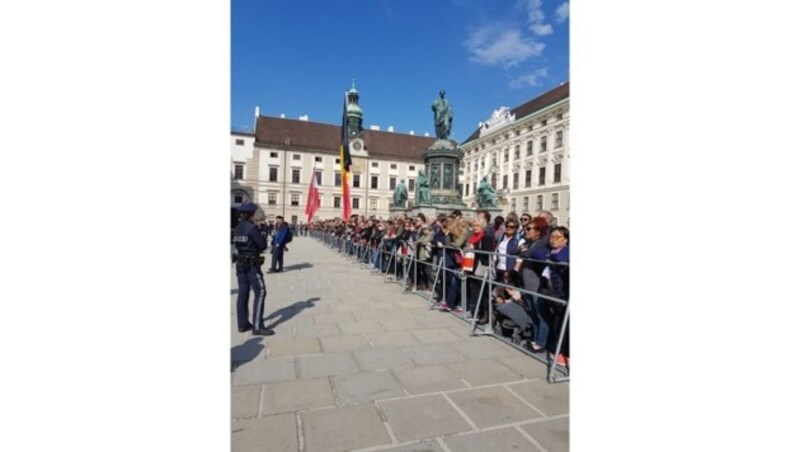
[232, 202, 274, 336]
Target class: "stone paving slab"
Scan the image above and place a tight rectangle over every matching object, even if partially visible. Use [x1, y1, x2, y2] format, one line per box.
[401, 343, 468, 366]
[353, 348, 415, 371]
[261, 378, 335, 415]
[495, 354, 549, 380]
[408, 327, 464, 344]
[391, 365, 468, 395]
[447, 337, 517, 360]
[339, 321, 387, 336]
[332, 371, 406, 405]
[297, 353, 359, 379]
[232, 384, 262, 419]
[442, 427, 536, 452]
[231, 413, 298, 452]
[302, 404, 392, 452]
[507, 380, 570, 416]
[367, 331, 421, 349]
[446, 386, 543, 429]
[378, 394, 473, 443]
[268, 338, 322, 358]
[520, 417, 570, 452]
[445, 358, 526, 387]
[320, 334, 372, 353]
[233, 356, 296, 386]
[293, 323, 342, 339]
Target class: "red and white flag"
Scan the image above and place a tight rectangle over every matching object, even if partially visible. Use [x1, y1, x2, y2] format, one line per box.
[305, 164, 320, 222]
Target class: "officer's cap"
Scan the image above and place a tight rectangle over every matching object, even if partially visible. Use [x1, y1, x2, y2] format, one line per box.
[238, 202, 258, 213]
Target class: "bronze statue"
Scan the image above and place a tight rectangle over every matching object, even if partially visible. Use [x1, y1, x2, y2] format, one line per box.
[431, 90, 453, 140]
[393, 179, 408, 207]
[477, 176, 498, 208]
[416, 169, 431, 204]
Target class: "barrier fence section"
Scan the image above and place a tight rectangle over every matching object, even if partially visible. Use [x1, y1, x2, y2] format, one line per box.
[308, 230, 570, 384]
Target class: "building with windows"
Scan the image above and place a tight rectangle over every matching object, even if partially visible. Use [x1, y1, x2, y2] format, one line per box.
[231, 84, 435, 224]
[459, 82, 570, 227]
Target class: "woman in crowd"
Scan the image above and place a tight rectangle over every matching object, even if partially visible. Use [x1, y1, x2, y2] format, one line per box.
[464, 216, 494, 323]
[439, 217, 468, 313]
[493, 216, 505, 243]
[542, 226, 570, 365]
[494, 218, 520, 285]
[413, 223, 435, 291]
[516, 217, 551, 352]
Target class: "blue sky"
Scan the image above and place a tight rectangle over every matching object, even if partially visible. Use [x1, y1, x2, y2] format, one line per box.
[231, 0, 569, 143]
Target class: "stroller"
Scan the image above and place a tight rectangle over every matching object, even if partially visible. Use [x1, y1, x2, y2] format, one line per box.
[494, 301, 534, 346]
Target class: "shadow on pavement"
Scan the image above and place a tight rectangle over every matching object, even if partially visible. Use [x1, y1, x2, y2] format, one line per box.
[282, 262, 313, 272]
[263, 297, 320, 330]
[231, 337, 264, 372]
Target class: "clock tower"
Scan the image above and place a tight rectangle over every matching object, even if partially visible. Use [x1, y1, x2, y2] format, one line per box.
[346, 79, 364, 138]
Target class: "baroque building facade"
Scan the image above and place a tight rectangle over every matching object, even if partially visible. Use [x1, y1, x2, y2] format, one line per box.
[459, 82, 570, 227]
[230, 84, 434, 224]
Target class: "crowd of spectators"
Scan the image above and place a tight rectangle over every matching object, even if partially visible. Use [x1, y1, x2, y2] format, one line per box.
[308, 209, 570, 366]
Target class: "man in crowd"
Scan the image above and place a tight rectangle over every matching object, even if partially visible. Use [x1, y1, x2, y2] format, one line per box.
[268, 215, 292, 273]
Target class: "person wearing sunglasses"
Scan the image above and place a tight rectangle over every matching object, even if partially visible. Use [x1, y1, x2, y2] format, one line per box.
[515, 217, 551, 352]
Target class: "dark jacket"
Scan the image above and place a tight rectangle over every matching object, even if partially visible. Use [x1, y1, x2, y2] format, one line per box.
[271, 224, 292, 248]
[232, 219, 268, 255]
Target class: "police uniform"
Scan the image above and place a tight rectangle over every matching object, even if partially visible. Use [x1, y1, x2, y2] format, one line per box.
[232, 202, 273, 336]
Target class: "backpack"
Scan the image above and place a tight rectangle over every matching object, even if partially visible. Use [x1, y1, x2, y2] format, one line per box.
[285, 228, 293, 243]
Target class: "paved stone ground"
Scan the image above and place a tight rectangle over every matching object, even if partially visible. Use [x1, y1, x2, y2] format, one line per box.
[231, 236, 569, 452]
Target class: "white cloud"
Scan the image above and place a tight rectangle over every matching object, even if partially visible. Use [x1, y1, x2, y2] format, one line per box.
[510, 68, 549, 89]
[526, 0, 553, 36]
[465, 26, 545, 67]
[555, 2, 569, 23]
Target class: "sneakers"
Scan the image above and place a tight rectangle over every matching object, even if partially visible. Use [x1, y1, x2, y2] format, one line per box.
[549, 352, 570, 366]
[438, 301, 451, 311]
[453, 306, 463, 315]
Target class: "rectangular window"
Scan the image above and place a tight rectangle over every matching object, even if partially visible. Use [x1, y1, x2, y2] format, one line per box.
[511, 198, 517, 212]
[556, 130, 564, 148]
[292, 169, 300, 184]
[270, 152, 278, 158]
[525, 170, 532, 187]
[390, 163, 397, 170]
[389, 177, 397, 190]
[538, 167, 546, 185]
[503, 149, 509, 162]
[269, 167, 278, 182]
[291, 215, 297, 224]
[335, 172, 341, 186]
[540, 136, 547, 153]
[551, 216, 559, 226]
[465, 183, 469, 196]
[352, 174, 361, 188]
[371, 175, 379, 189]
[268, 193, 277, 205]
[234, 192, 244, 203]
[473, 183, 477, 197]
[334, 196, 341, 208]
[291, 194, 299, 206]
[523, 196, 529, 211]
[554, 163, 562, 183]
[551, 193, 559, 210]
[409, 165, 415, 171]
[513, 173, 519, 189]
[371, 161, 379, 168]
[408, 179, 415, 192]
[527, 141, 533, 156]
[315, 170, 322, 185]
[315, 156, 322, 162]
[234, 163, 244, 180]
[540, 119, 547, 127]
[557, 113, 563, 121]
[235, 139, 244, 146]
[474, 162, 478, 171]
[335, 158, 340, 164]
[353, 197, 360, 209]
[370, 198, 377, 209]
[292, 154, 301, 161]
[536, 195, 543, 211]
[502, 175, 508, 189]
[514, 145, 520, 160]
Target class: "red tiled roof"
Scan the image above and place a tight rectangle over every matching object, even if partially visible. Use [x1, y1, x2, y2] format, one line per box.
[461, 82, 570, 145]
[254, 116, 436, 161]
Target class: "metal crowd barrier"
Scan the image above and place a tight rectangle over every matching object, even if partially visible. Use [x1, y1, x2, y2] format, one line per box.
[308, 230, 571, 383]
